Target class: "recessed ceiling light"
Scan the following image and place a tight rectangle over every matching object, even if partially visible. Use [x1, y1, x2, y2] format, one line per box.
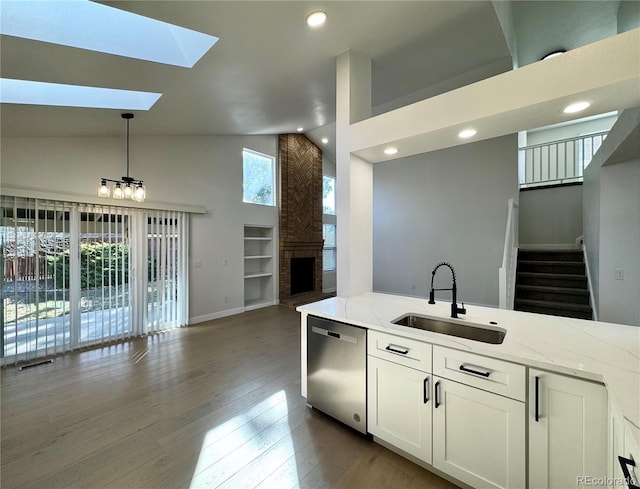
[321, 138, 329, 144]
[306, 11, 327, 28]
[542, 50, 566, 60]
[383, 147, 398, 155]
[297, 127, 304, 132]
[458, 129, 477, 139]
[0, 0, 218, 68]
[0, 78, 161, 110]
[563, 101, 590, 114]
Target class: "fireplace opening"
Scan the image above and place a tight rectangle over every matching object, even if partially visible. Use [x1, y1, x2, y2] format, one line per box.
[290, 257, 315, 295]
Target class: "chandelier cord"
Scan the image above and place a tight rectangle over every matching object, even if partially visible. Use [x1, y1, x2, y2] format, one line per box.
[125, 116, 130, 179]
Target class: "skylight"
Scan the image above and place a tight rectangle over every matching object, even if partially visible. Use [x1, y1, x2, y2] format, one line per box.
[0, 0, 219, 68]
[0, 79, 161, 110]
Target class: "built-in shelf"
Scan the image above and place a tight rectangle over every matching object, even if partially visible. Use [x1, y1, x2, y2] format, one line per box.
[244, 225, 275, 310]
[244, 272, 273, 279]
[244, 298, 274, 311]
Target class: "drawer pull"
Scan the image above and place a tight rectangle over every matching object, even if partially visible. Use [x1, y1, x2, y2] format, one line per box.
[423, 377, 429, 404]
[459, 364, 491, 378]
[535, 376, 540, 422]
[618, 456, 640, 489]
[385, 344, 409, 355]
[435, 381, 441, 408]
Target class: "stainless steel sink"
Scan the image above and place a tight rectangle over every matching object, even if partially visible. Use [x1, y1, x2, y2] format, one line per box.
[392, 314, 506, 344]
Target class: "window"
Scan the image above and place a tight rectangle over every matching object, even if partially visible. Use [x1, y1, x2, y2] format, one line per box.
[243, 149, 275, 206]
[323, 175, 335, 215]
[323, 223, 336, 271]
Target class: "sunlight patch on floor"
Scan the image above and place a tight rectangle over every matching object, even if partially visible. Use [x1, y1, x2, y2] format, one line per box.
[189, 390, 299, 488]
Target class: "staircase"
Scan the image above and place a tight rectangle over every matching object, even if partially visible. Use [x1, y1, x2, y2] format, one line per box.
[515, 249, 593, 320]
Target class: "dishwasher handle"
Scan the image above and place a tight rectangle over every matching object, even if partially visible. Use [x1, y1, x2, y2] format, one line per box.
[310, 326, 358, 344]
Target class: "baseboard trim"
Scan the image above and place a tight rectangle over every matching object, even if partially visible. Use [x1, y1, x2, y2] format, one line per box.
[189, 307, 246, 325]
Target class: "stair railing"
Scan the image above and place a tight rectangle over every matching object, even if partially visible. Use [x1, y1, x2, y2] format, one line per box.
[499, 198, 519, 309]
[519, 131, 608, 189]
[582, 243, 598, 321]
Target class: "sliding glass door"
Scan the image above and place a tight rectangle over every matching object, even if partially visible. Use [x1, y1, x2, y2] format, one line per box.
[77, 205, 131, 346]
[1, 197, 189, 366]
[1, 198, 73, 362]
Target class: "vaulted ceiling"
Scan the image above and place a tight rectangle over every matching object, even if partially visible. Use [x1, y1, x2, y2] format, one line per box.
[1, 0, 635, 152]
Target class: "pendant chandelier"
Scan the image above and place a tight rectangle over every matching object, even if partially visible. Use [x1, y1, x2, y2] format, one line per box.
[98, 113, 146, 202]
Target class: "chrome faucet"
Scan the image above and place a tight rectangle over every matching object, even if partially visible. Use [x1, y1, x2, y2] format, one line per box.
[428, 262, 466, 319]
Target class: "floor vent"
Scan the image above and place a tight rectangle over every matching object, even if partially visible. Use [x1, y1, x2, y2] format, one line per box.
[18, 359, 55, 371]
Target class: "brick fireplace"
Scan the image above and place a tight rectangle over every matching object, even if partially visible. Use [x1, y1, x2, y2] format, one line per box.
[278, 133, 327, 306]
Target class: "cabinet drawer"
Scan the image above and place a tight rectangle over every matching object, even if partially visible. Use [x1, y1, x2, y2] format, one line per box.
[368, 330, 431, 372]
[433, 346, 525, 401]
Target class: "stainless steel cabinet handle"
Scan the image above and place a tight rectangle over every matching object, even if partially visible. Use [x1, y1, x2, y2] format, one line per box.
[385, 344, 409, 355]
[423, 377, 429, 404]
[619, 456, 640, 489]
[435, 381, 441, 408]
[535, 376, 540, 422]
[459, 364, 491, 377]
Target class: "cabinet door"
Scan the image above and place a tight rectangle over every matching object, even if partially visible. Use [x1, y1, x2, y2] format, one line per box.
[609, 400, 627, 489]
[529, 370, 607, 489]
[367, 356, 432, 463]
[432, 377, 525, 489]
[620, 424, 640, 489]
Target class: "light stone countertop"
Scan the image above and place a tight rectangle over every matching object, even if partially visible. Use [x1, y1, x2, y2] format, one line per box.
[297, 291, 640, 445]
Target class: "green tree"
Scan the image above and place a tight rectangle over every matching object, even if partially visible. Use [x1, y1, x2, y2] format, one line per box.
[45, 242, 157, 289]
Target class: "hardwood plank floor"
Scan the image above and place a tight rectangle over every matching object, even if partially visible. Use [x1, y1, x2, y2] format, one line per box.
[1, 306, 458, 489]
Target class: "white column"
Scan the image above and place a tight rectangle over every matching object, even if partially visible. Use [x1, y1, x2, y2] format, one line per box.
[336, 51, 373, 297]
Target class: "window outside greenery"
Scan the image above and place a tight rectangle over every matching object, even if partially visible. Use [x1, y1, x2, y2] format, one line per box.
[243, 149, 275, 206]
[323, 223, 336, 271]
[323, 175, 335, 215]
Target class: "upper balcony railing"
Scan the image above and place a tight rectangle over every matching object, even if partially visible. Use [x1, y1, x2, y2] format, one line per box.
[518, 131, 608, 189]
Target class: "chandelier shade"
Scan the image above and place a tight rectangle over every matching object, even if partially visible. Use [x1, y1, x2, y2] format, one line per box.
[99, 113, 145, 202]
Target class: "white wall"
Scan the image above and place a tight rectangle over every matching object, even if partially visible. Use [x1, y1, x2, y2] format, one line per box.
[1, 134, 279, 323]
[598, 159, 640, 326]
[519, 185, 583, 247]
[582, 107, 640, 326]
[372, 134, 518, 307]
[583, 156, 601, 311]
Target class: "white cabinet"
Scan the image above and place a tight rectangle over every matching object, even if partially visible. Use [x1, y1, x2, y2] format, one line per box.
[432, 346, 526, 489]
[621, 426, 640, 489]
[367, 331, 432, 463]
[432, 377, 526, 489]
[609, 400, 627, 489]
[609, 399, 640, 489]
[368, 356, 432, 463]
[243, 225, 275, 310]
[529, 369, 607, 489]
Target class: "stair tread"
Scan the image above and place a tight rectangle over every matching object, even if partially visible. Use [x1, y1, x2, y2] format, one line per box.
[519, 250, 582, 254]
[516, 284, 589, 295]
[517, 271, 587, 279]
[518, 260, 584, 265]
[514, 298, 592, 312]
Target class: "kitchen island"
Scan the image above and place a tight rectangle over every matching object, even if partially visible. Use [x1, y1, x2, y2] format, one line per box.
[297, 292, 640, 488]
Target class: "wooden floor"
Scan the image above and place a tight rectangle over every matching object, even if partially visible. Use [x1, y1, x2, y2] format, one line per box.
[1, 306, 457, 489]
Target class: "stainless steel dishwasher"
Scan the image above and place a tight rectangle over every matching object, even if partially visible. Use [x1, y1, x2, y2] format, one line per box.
[307, 315, 367, 434]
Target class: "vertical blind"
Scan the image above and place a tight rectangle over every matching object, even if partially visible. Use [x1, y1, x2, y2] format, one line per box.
[1, 196, 189, 366]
